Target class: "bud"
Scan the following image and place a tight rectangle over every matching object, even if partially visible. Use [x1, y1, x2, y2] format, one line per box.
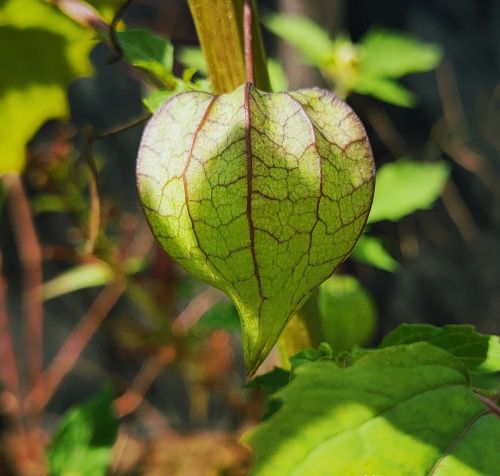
[137, 83, 374, 374]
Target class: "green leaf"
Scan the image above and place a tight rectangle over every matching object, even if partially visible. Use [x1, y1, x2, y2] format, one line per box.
[350, 234, 399, 272]
[137, 85, 374, 373]
[143, 86, 188, 113]
[382, 324, 500, 374]
[267, 58, 289, 92]
[178, 46, 208, 75]
[116, 28, 175, 85]
[263, 14, 333, 65]
[247, 367, 290, 396]
[47, 386, 118, 476]
[43, 262, 115, 301]
[0, 0, 94, 175]
[368, 159, 450, 223]
[289, 342, 333, 370]
[196, 299, 241, 332]
[246, 343, 500, 476]
[352, 75, 418, 107]
[360, 29, 443, 79]
[317, 275, 377, 352]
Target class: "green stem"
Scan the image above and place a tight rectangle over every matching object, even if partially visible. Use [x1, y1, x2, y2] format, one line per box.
[187, 0, 270, 94]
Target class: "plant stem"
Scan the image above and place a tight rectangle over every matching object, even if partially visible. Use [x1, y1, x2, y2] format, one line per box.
[243, 0, 254, 84]
[187, 0, 270, 94]
[3, 175, 43, 401]
[0, 253, 20, 399]
[28, 281, 126, 413]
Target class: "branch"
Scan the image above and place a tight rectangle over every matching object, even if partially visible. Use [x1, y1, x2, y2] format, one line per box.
[3, 175, 44, 401]
[28, 281, 126, 413]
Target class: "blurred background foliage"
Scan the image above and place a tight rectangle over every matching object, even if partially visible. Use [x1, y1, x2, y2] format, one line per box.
[0, 0, 499, 474]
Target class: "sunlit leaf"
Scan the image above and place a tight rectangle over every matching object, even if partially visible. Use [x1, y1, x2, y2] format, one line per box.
[267, 58, 289, 92]
[360, 29, 443, 79]
[0, 0, 94, 175]
[350, 234, 399, 272]
[246, 343, 500, 476]
[47, 386, 118, 476]
[353, 75, 418, 107]
[318, 275, 377, 352]
[382, 324, 500, 374]
[137, 85, 374, 373]
[178, 46, 208, 75]
[43, 262, 115, 301]
[263, 14, 333, 65]
[116, 28, 175, 85]
[368, 159, 450, 223]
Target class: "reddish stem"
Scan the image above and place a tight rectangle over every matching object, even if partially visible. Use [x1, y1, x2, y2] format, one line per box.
[243, 0, 254, 84]
[4, 175, 43, 401]
[28, 281, 126, 413]
[0, 253, 20, 397]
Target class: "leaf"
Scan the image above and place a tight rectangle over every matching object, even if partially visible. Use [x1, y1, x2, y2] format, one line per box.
[360, 29, 443, 79]
[115, 28, 175, 85]
[0, 0, 94, 175]
[137, 85, 374, 373]
[382, 324, 500, 374]
[43, 262, 115, 301]
[368, 159, 450, 223]
[178, 46, 208, 75]
[196, 299, 241, 332]
[247, 367, 290, 396]
[288, 342, 333, 370]
[353, 75, 418, 107]
[317, 275, 377, 352]
[350, 234, 399, 272]
[267, 58, 289, 92]
[246, 342, 500, 476]
[47, 386, 118, 476]
[143, 86, 188, 113]
[263, 14, 333, 65]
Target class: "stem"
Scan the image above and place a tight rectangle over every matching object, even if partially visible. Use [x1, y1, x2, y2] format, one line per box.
[3, 175, 43, 400]
[187, 0, 270, 94]
[243, 0, 254, 84]
[28, 281, 126, 413]
[0, 253, 20, 398]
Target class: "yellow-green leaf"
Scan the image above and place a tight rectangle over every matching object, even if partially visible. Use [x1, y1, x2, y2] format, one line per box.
[0, 0, 94, 175]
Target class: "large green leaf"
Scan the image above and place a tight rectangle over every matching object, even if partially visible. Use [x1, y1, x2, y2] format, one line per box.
[368, 159, 450, 223]
[382, 324, 500, 374]
[0, 0, 94, 175]
[137, 85, 374, 373]
[246, 343, 500, 475]
[47, 387, 118, 476]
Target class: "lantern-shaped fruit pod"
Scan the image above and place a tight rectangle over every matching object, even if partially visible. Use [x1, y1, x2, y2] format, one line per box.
[137, 83, 374, 374]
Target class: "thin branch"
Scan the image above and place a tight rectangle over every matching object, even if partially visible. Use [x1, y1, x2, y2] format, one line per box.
[172, 287, 223, 335]
[108, 0, 137, 63]
[3, 175, 44, 401]
[28, 281, 126, 413]
[82, 127, 100, 255]
[0, 253, 20, 400]
[243, 0, 254, 84]
[91, 113, 151, 141]
[114, 347, 175, 417]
